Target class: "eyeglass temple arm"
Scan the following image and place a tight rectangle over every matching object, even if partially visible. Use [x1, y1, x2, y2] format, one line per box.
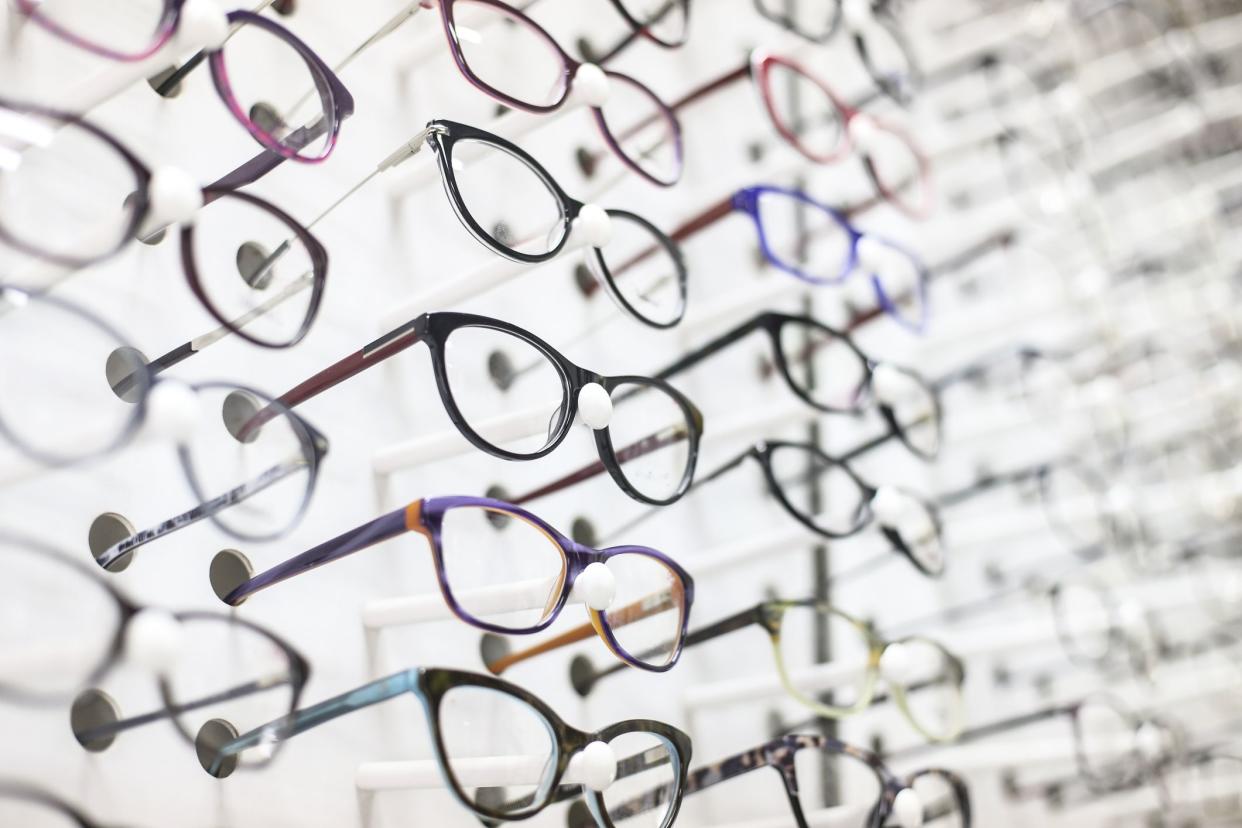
[670, 61, 750, 113]
[94, 455, 310, 571]
[244, 318, 424, 438]
[572, 603, 765, 694]
[74, 674, 287, 745]
[934, 462, 1052, 508]
[891, 703, 1075, 763]
[223, 504, 417, 605]
[651, 310, 764, 383]
[205, 669, 418, 776]
[930, 340, 1051, 391]
[112, 273, 318, 397]
[485, 584, 684, 676]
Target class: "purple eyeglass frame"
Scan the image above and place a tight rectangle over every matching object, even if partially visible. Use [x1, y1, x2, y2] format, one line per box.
[15, 0, 184, 62]
[437, 0, 684, 187]
[214, 495, 695, 672]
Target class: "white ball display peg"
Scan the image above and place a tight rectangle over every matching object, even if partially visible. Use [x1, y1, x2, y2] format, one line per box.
[576, 204, 614, 249]
[573, 64, 611, 108]
[893, 787, 925, 828]
[149, 166, 204, 227]
[871, 485, 909, 528]
[578, 562, 616, 612]
[580, 741, 618, 792]
[179, 0, 230, 50]
[578, 383, 613, 430]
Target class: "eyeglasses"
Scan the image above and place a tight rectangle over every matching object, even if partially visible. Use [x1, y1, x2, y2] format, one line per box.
[655, 310, 942, 456]
[536, 437, 944, 574]
[669, 186, 929, 330]
[259, 310, 701, 504]
[900, 694, 1172, 793]
[588, 50, 932, 216]
[0, 533, 309, 769]
[209, 118, 688, 331]
[573, 599, 965, 741]
[14, 6, 354, 163]
[209, 1, 682, 188]
[210, 494, 694, 672]
[198, 667, 692, 826]
[569, 733, 971, 828]
[774, 1, 922, 101]
[0, 109, 330, 355]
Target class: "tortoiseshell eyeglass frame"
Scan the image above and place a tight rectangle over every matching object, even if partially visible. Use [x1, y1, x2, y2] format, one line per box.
[201, 666, 692, 828]
[569, 733, 972, 828]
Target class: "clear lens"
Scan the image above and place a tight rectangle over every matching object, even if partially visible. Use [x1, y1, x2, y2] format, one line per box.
[442, 324, 568, 456]
[187, 192, 318, 347]
[217, 22, 336, 159]
[0, 289, 146, 464]
[164, 616, 296, 767]
[1054, 582, 1115, 664]
[775, 319, 870, 411]
[606, 380, 693, 503]
[0, 793, 82, 828]
[590, 211, 685, 327]
[450, 0, 568, 109]
[0, 109, 141, 266]
[1076, 698, 1137, 783]
[859, 21, 915, 102]
[601, 551, 686, 668]
[863, 238, 926, 329]
[179, 384, 315, 540]
[27, 0, 168, 58]
[773, 604, 874, 713]
[761, 61, 847, 159]
[448, 138, 568, 258]
[882, 371, 939, 457]
[893, 495, 944, 575]
[753, 189, 854, 282]
[438, 685, 557, 818]
[767, 445, 870, 536]
[909, 770, 965, 828]
[859, 122, 929, 215]
[1176, 755, 1242, 819]
[791, 743, 884, 825]
[600, 730, 679, 828]
[0, 538, 120, 699]
[754, 0, 836, 41]
[597, 72, 681, 185]
[438, 504, 567, 631]
[888, 638, 962, 740]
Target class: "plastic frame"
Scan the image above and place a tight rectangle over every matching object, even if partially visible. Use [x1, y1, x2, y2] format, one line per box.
[201, 666, 692, 828]
[438, 0, 683, 186]
[605, 0, 691, 48]
[265, 310, 703, 505]
[14, 0, 183, 61]
[216, 495, 695, 672]
[582, 733, 971, 828]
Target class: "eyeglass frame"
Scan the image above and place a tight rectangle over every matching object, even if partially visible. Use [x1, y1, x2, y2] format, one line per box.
[261, 310, 703, 505]
[199, 666, 692, 828]
[212, 494, 695, 672]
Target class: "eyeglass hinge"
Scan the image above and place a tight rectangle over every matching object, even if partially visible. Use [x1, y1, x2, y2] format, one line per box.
[377, 124, 447, 172]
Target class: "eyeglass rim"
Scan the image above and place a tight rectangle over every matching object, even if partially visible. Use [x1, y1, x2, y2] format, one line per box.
[752, 51, 856, 166]
[607, 0, 692, 48]
[419, 667, 690, 822]
[174, 380, 326, 542]
[751, 0, 843, 44]
[754, 440, 876, 538]
[0, 100, 152, 267]
[184, 187, 330, 349]
[850, 7, 923, 106]
[591, 69, 686, 188]
[14, 0, 183, 62]
[209, 10, 355, 163]
[0, 285, 152, 467]
[428, 119, 580, 264]
[587, 208, 689, 330]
